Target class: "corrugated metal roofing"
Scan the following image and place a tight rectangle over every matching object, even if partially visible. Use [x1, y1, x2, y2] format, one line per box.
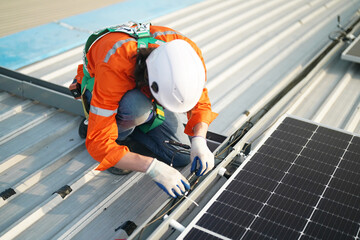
[289, 52, 360, 133]
[1, 0, 360, 239]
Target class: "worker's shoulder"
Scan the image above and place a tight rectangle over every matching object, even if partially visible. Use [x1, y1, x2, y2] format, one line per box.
[89, 32, 137, 64]
[93, 30, 137, 52]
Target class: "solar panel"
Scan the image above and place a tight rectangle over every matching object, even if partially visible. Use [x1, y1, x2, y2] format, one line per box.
[178, 115, 360, 240]
[342, 34, 360, 63]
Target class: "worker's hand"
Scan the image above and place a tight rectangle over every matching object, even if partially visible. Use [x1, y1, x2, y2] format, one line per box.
[146, 158, 190, 198]
[190, 136, 214, 176]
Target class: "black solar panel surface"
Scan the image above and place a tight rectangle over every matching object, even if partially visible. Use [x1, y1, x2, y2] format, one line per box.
[180, 116, 360, 240]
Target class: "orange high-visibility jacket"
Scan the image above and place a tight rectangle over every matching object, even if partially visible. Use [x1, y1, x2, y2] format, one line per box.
[74, 25, 218, 171]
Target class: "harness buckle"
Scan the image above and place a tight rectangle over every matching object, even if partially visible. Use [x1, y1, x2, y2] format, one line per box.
[134, 23, 151, 38]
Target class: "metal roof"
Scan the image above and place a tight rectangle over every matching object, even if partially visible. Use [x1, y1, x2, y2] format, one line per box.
[1, 0, 360, 239]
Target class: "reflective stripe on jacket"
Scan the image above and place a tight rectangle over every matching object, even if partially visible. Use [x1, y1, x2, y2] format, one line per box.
[74, 25, 218, 171]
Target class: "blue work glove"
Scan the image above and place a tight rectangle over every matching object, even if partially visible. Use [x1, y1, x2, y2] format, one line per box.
[146, 158, 190, 198]
[190, 136, 214, 176]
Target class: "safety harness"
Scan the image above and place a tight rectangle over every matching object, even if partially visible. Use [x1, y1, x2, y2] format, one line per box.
[70, 22, 166, 133]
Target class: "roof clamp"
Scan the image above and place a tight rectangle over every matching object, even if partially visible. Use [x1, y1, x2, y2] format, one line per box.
[241, 142, 251, 156]
[218, 152, 247, 179]
[337, 15, 355, 43]
[218, 167, 229, 178]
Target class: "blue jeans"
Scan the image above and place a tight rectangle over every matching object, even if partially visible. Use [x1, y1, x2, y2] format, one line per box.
[115, 89, 191, 167]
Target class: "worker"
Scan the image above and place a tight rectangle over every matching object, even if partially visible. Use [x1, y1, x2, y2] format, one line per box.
[70, 22, 218, 198]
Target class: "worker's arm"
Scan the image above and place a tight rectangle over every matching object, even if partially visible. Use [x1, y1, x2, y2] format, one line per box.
[113, 152, 153, 172]
[114, 153, 190, 198]
[193, 121, 209, 138]
[175, 33, 216, 176]
[85, 36, 140, 171]
[86, 61, 135, 171]
[179, 36, 218, 136]
[190, 122, 215, 176]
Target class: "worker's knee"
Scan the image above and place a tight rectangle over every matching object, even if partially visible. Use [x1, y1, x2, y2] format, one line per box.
[116, 89, 153, 128]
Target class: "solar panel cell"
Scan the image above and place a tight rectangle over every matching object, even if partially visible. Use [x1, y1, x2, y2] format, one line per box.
[282, 117, 316, 131]
[334, 167, 359, 183]
[249, 217, 300, 239]
[275, 184, 319, 206]
[226, 181, 271, 203]
[274, 122, 313, 137]
[303, 221, 351, 240]
[235, 171, 279, 191]
[267, 193, 313, 217]
[329, 177, 359, 195]
[269, 130, 308, 147]
[197, 213, 246, 239]
[348, 144, 360, 154]
[251, 153, 291, 171]
[288, 164, 329, 185]
[311, 133, 350, 149]
[306, 140, 344, 157]
[282, 173, 325, 194]
[259, 205, 307, 231]
[258, 145, 298, 163]
[339, 159, 360, 173]
[265, 137, 304, 154]
[311, 210, 359, 235]
[316, 126, 352, 141]
[317, 198, 359, 221]
[196, 214, 223, 234]
[277, 123, 312, 140]
[352, 136, 360, 145]
[301, 148, 339, 166]
[343, 150, 360, 162]
[323, 187, 359, 209]
[206, 201, 253, 227]
[296, 155, 336, 175]
[217, 191, 263, 214]
[243, 161, 284, 181]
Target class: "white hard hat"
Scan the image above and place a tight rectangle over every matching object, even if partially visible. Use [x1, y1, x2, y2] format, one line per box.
[146, 39, 205, 113]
